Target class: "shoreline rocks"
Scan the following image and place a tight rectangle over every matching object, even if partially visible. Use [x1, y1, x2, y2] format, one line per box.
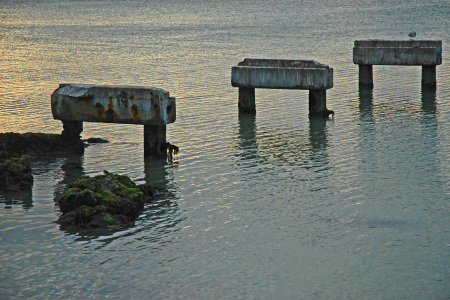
[0, 132, 108, 191]
[0, 132, 83, 191]
[0, 132, 85, 159]
[0, 154, 33, 190]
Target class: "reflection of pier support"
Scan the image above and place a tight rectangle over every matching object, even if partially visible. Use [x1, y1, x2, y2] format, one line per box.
[238, 87, 256, 114]
[421, 87, 437, 113]
[358, 85, 374, 113]
[308, 117, 328, 150]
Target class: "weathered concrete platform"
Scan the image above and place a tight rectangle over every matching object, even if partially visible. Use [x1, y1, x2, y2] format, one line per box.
[231, 59, 334, 117]
[353, 40, 442, 87]
[51, 84, 176, 158]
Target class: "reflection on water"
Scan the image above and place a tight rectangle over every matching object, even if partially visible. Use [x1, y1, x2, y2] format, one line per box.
[421, 87, 437, 114]
[144, 157, 173, 189]
[358, 85, 374, 118]
[1, 0, 449, 298]
[56, 152, 181, 243]
[233, 112, 332, 199]
[0, 154, 84, 210]
[234, 113, 330, 165]
[308, 117, 329, 151]
[54, 154, 84, 201]
[0, 189, 33, 210]
[234, 113, 259, 162]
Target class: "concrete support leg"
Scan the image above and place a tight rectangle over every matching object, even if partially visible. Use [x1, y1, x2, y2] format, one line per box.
[238, 87, 256, 114]
[309, 90, 327, 117]
[144, 124, 167, 158]
[359, 64, 374, 88]
[422, 65, 437, 88]
[61, 120, 83, 141]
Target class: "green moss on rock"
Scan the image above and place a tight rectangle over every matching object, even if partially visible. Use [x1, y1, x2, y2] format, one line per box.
[102, 213, 116, 224]
[0, 154, 33, 190]
[58, 172, 147, 228]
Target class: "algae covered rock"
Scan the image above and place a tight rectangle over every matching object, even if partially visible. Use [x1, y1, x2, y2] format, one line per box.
[58, 172, 148, 228]
[0, 154, 33, 190]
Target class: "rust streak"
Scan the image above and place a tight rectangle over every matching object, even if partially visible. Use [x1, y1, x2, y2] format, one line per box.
[131, 104, 141, 121]
[94, 102, 105, 119]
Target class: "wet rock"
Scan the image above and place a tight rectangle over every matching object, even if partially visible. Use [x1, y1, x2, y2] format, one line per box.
[138, 183, 157, 198]
[0, 132, 104, 191]
[0, 132, 84, 159]
[0, 154, 33, 190]
[57, 173, 151, 228]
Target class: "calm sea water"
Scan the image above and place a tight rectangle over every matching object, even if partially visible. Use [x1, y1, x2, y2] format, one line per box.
[1, 0, 449, 299]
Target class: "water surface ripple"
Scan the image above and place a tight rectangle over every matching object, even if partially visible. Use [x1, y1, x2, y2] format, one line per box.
[0, 0, 449, 299]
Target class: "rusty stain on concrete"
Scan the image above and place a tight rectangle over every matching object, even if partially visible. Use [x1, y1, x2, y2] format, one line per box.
[51, 84, 176, 125]
[94, 102, 104, 119]
[131, 104, 141, 121]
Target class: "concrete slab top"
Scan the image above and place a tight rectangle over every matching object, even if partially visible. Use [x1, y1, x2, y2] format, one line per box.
[354, 39, 442, 48]
[51, 83, 176, 125]
[237, 58, 330, 69]
[232, 58, 333, 90]
[353, 40, 442, 66]
[56, 83, 170, 99]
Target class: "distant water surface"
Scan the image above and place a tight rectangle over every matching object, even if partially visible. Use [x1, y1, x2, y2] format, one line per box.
[0, 0, 449, 299]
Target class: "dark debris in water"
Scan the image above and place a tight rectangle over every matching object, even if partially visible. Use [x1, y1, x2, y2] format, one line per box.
[85, 137, 110, 144]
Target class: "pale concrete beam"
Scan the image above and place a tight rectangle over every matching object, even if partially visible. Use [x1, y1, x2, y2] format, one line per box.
[353, 40, 442, 66]
[232, 59, 333, 90]
[51, 84, 176, 125]
[232, 59, 333, 117]
[353, 40, 442, 88]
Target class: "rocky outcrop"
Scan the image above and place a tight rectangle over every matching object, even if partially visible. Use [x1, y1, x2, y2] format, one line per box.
[0, 154, 33, 190]
[0, 132, 108, 191]
[0, 132, 85, 159]
[57, 172, 154, 228]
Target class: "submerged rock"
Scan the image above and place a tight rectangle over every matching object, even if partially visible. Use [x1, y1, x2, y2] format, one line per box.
[0, 154, 33, 190]
[58, 173, 151, 228]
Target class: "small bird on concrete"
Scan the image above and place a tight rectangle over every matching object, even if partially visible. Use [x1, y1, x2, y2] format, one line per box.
[408, 30, 416, 38]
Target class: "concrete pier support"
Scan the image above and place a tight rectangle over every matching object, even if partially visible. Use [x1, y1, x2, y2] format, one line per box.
[51, 84, 176, 159]
[353, 40, 442, 88]
[232, 59, 334, 117]
[358, 65, 374, 87]
[308, 90, 327, 116]
[144, 125, 167, 158]
[61, 120, 83, 141]
[422, 65, 436, 87]
[238, 87, 256, 114]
